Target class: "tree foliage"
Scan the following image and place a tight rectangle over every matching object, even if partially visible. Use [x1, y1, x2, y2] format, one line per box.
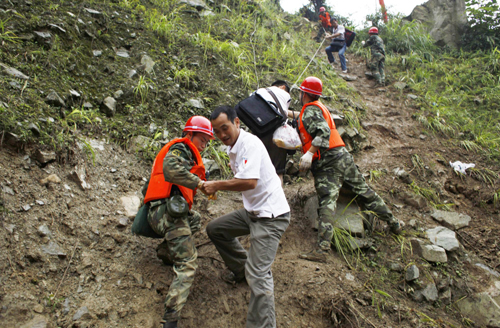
[463, 0, 500, 50]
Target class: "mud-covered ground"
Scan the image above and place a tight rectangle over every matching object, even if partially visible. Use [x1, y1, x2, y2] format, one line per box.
[1, 53, 500, 328]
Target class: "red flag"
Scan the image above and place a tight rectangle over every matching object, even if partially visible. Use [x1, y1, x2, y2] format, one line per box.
[379, 0, 388, 23]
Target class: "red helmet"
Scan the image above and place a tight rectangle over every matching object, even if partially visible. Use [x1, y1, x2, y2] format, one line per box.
[300, 77, 322, 96]
[319, 6, 326, 12]
[369, 27, 379, 34]
[184, 116, 214, 139]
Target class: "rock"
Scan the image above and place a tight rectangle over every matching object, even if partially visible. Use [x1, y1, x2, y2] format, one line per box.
[394, 82, 407, 90]
[22, 204, 32, 211]
[120, 195, 141, 219]
[0, 62, 30, 80]
[115, 48, 130, 58]
[426, 226, 460, 251]
[404, 0, 467, 49]
[49, 24, 66, 33]
[93, 50, 102, 57]
[83, 102, 93, 109]
[339, 74, 357, 81]
[129, 135, 152, 153]
[45, 90, 65, 107]
[400, 191, 429, 211]
[19, 315, 48, 328]
[41, 241, 66, 258]
[128, 69, 137, 78]
[9, 81, 22, 89]
[141, 55, 155, 74]
[389, 262, 403, 272]
[308, 194, 365, 237]
[431, 209, 471, 230]
[73, 306, 91, 321]
[202, 158, 220, 176]
[457, 293, 500, 327]
[33, 304, 44, 313]
[33, 149, 56, 165]
[28, 123, 40, 137]
[63, 298, 71, 315]
[421, 283, 439, 302]
[188, 99, 204, 109]
[100, 96, 116, 117]
[2, 184, 15, 196]
[440, 288, 452, 303]
[117, 217, 129, 227]
[407, 94, 418, 100]
[40, 174, 61, 186]
[36, 200, 44, 206]
[149, 122, 157, 134]
[475, 263, 500, 278]
[421, 244, 447, 263]
[179, 0, 209, 10]
[393, 167, 412, 184]
[37, 224, 51, 237]
[4, 132, 21, 147]
[114, 90, 124, 99]
[68, 166, 91, 190]
[4, 223, 15, 234]
[84, 8, 102, 16]
[132, 273, 143, 284]
[406, 265, 419, 281]
[348, 237, 374, 250]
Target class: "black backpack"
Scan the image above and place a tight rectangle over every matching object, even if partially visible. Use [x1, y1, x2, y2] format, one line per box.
[235, 88, 287, 138]
[345, 28, 356, 47]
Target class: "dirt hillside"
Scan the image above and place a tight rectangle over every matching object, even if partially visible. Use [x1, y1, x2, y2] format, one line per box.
[2, 51, 500, 328]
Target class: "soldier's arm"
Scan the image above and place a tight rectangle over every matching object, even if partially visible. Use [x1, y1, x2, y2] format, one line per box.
[302, 105, 331, 149]
[163, 144, 200, 190]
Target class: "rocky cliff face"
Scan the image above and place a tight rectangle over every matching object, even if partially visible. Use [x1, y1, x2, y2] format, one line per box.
[405, 0, 467, 48]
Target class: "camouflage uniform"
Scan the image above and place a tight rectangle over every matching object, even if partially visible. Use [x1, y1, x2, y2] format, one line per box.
[146, 142, 201, 322]
[301, 104, 398, 251]
[363, 35, 386, 84]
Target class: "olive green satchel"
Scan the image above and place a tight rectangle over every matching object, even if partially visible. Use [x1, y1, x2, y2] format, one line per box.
[131, 203, 163, 239]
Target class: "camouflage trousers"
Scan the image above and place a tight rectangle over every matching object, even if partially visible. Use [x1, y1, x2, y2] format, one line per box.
[369, 52, 385, 84]
[312, 147, 396, 251]
[147, 199, 199, 322]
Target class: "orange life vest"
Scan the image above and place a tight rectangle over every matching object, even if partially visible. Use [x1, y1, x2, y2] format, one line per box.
[144, 138, 206, 209]
[320, 12, 332, 28]
[298, 101, 345, 161]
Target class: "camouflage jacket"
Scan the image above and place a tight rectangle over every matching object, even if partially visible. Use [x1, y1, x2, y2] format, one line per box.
[301, 104, 345, 171]
[162, 142, 200, 191]
[364, 35, 385, 55]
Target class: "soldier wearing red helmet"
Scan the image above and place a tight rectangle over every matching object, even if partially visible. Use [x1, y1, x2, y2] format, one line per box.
[362, 26, 386, 86]
[142, 115, 214, 328]
[315, 6, 333, 42]
[287, 77, 402, 263]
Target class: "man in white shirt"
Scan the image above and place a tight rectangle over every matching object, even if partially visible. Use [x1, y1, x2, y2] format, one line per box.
[253, 80, 292, 181]
[202, 105, 290, 328]
[325, 17, 347, 73]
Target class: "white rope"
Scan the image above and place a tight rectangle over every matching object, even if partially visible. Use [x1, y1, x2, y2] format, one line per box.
[293, 37, 326, 88]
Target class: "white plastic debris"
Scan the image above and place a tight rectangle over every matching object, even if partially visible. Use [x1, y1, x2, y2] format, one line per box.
[449, 161, 475, 174]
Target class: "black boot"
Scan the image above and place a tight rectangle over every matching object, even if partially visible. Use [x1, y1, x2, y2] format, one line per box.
[161, 320, 177, 328]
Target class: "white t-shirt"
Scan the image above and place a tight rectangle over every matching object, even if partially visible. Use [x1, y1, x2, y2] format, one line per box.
[254, 86, 291, 116]
[333, 25, 345, 40]
[228, 129, 290, 218]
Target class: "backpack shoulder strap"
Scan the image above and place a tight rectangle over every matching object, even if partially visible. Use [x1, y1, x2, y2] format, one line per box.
[265, 87, 287, 118]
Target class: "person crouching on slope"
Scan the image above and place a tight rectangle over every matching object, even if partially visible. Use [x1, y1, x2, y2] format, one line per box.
[143, 116, 214, 328]
[287, 77, 402, 263]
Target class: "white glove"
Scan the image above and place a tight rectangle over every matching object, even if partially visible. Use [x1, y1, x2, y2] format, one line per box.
[299, 151, 314, 171]
[361, 41, 365, 45]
